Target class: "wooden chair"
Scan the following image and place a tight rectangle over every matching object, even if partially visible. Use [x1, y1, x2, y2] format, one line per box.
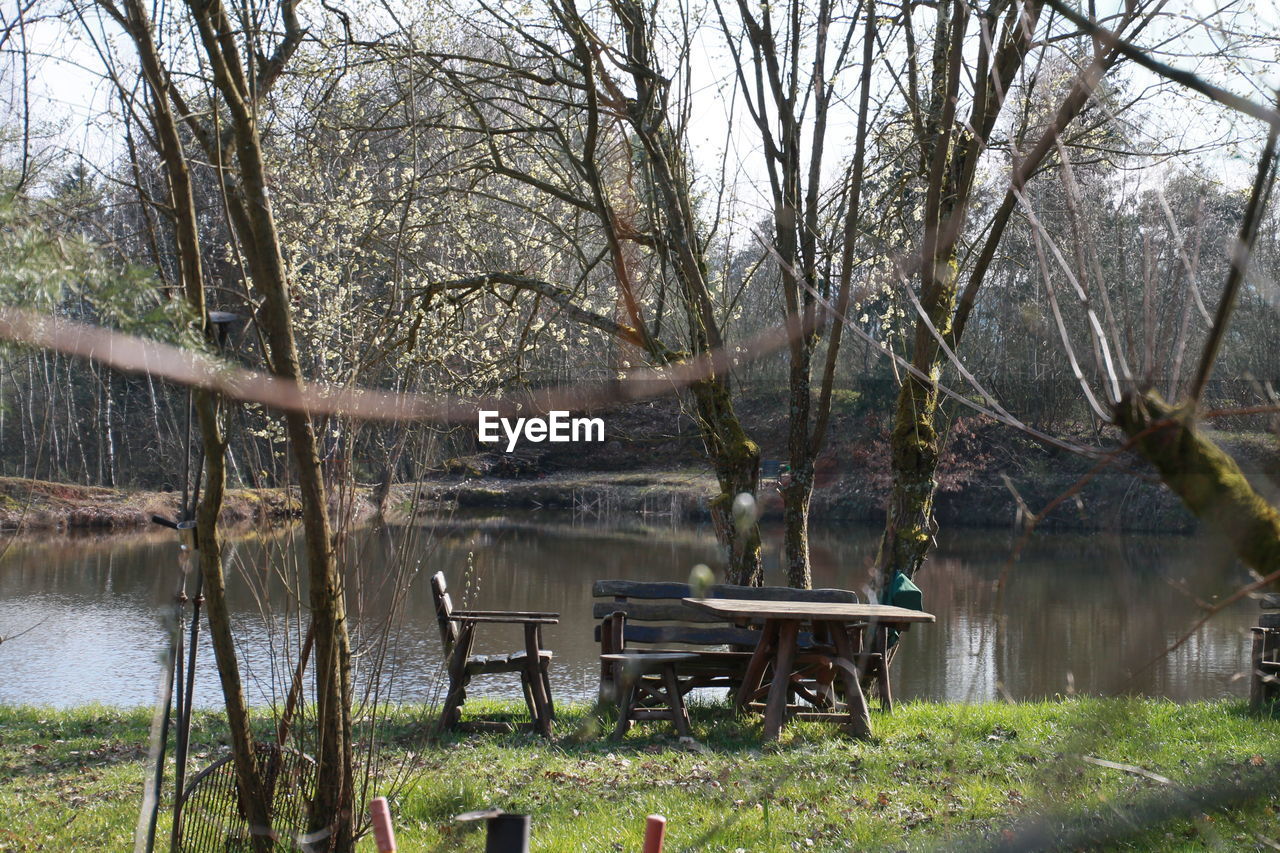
[430, 572, 558, 736]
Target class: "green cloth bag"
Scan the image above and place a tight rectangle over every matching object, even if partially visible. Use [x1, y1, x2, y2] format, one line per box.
[879, 570, 923, 648]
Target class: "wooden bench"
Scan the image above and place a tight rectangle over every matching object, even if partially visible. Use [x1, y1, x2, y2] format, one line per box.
[1251, 594, 1280, 709]
[593, 580, 882, 704]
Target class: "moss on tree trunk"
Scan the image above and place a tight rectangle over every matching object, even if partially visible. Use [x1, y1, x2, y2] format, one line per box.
[876, 371, 943, 588]
[875, 257, 958, 591]
[1115, 390, 1280, 575]
[691, 377, 763, 586]
[781, 462, 814, 589]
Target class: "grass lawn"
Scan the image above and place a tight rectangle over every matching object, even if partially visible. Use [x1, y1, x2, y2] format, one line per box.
[1, 698, 1278, 851]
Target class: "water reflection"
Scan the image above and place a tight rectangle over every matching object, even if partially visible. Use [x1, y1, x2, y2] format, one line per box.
[0, 517, 1259, 708]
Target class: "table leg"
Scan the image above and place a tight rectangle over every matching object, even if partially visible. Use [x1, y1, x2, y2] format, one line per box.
[735, 619, 779, 712]
[874, 624, 893, 713]
[826, 620, 872, 740]
[763, 620, 799, 741]
[524, 623, 552, 737]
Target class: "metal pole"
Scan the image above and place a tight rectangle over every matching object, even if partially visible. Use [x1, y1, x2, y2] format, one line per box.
[169, 565, 203, 851]
[144, 521, 195, 853]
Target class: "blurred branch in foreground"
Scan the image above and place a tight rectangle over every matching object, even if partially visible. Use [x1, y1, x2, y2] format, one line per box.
[965, 754, 1280, 852]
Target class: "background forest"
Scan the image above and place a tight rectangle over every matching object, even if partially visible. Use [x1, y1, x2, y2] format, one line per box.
[2, 0, 1277, 497]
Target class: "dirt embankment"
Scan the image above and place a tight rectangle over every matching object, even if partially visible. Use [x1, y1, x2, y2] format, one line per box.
[6, 395, 1278, 535]
[404, 396, 1280, 533]
[0, 477, 310, 533]
[402, 461, 1202, 532]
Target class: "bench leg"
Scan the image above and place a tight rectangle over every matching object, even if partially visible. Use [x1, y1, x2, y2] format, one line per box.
[439, 624, 476, 732]
[614, 673, 636, 740]
[541, 664, 556, 720]
[1254, 629, 1280, 710]
[661, 665, 692, 738]
[524, 624, 553, 737]
[440, 677, 467, 731]
[521, 673, 538, 723]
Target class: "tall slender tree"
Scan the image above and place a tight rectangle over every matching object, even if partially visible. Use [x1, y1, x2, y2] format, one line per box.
[713, 0, 878, 588]
[85, 0, 357, 845]
[421, 0, 767, 583]
[872, 0, 1162, 591]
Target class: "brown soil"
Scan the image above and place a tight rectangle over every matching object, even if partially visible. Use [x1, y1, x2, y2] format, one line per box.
[415, 397, 1280, 533]
[0, 477, 310, 532]
[5, 392, 1276, 536]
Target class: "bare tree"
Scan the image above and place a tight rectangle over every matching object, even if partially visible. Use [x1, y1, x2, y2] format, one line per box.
[81, 0, 358, 845]
[869, 0, 1167, 592]
[418, 0, 768, 583]
[78, 2, 276, 844]
[712, 0, 878, 588]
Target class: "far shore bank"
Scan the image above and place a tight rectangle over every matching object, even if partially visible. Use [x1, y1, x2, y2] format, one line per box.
[5, 392, 1278, 538]
[0, 476, 313, 534]
[0, 452, 1250, 537]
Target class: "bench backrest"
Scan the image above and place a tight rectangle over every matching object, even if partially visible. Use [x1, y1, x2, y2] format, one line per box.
[430, 571, 458, 656]
[592, 579, 859, 648]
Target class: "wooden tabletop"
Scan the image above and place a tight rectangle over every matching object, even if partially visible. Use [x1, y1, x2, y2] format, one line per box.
[682, 597, 935, 623]
[600, 652, 701, 663]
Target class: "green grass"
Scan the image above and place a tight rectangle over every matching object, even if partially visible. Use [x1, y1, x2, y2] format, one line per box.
[2, 699, 1279, 851]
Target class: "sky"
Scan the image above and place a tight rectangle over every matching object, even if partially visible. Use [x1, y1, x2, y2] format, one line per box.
[3, 0, 1278, 208]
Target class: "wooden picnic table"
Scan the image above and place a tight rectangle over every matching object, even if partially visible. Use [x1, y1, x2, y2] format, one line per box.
[681, 598, 935, 741]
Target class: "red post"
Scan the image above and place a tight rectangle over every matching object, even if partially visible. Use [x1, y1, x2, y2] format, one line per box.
[644, 814, 667, 853]
[370, 796, 397, 852]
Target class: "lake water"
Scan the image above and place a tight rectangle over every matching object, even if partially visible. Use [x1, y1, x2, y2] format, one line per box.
[0, 513, 1261, 709]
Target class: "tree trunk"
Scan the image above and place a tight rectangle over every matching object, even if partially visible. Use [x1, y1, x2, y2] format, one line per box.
[781, 462, 814, 589]
[231, 146, 356, 853]
[690, 377, 763, 586]
[782, 327, 816, 589]
[175, 0, 356, 840]
[874, 257, 959, 591]
[370, 460, 394, 521]
[600, 1, 764, 587]
[876, 370, 944, 587]
[104, 0, 274, 842]
[192, 391, 272, 850]
[1115, 389, 1280, 573]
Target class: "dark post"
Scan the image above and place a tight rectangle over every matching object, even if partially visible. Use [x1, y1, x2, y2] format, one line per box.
[485, 814, 531, 853]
